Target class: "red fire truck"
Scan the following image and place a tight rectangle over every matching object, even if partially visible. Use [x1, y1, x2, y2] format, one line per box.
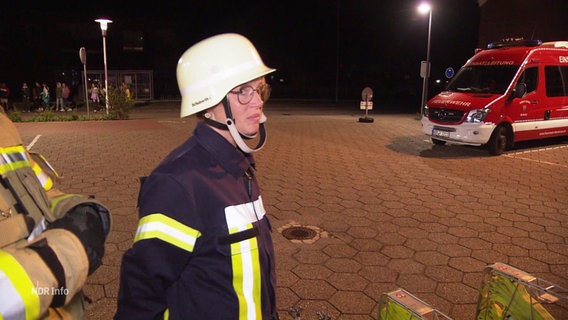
[421, 39, 568, 155]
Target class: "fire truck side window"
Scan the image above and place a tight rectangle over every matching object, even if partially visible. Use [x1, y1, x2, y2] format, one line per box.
[517, 67, 538, 94]
[545, 66, 568, 97]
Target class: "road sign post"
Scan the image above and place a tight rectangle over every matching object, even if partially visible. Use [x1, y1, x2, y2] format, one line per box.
[79, 47, 90, 117]
[358, 87, 374, 123]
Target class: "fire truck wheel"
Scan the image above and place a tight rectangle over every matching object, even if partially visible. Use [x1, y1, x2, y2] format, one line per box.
[487, 126, 508, 155]
[431, 138, 447, 146]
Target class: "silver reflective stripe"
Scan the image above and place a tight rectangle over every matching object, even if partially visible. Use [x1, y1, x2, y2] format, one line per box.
[224, 197, 265, 319]
[0, 269, 26, 320]
[224, 196, 266, 229]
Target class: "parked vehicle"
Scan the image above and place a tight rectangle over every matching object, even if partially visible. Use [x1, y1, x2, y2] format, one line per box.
[421, 39, 568, 155]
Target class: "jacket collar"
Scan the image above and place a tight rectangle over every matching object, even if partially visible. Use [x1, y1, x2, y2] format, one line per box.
[194, 122, 256, 178]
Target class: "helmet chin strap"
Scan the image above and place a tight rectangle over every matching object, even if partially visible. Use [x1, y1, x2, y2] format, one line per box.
[203, 97, 267, 153]
[227, 117, 267, 153]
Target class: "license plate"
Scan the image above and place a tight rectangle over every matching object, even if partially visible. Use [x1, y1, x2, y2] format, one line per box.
[432, 129, 450, 138]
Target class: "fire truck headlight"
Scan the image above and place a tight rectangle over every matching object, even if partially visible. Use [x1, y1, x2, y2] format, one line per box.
[423, 105, 429, 117]
[466, 109, 490, 123]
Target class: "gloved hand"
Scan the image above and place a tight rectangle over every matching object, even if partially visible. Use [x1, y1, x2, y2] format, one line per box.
[46, 204, 108, 275]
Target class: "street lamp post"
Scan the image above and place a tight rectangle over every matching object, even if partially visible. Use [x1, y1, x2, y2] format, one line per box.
[95, 18, 112, 115]
[418, 3, 432, 117]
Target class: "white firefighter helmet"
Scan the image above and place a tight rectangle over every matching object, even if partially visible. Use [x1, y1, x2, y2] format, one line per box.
[177, 33, 276, 118]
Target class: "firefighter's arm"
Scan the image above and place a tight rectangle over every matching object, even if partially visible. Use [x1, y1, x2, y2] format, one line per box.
[0, 229, 88, 320]
[0, 203, 109, 319]
[46, 202, 109, 274]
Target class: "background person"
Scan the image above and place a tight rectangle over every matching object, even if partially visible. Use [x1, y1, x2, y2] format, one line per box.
[0, 82, 10, 113]
[55, 82, 64, 111]
[20, 82, 31, 112]
[61, 82, 71, 111]
[40, 82, 50, 111]
[32, 82, 42, 112]
[90, 83, 100, 104]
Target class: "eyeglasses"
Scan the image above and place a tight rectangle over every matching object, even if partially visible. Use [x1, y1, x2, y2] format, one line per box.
[229, 83, 271, 105]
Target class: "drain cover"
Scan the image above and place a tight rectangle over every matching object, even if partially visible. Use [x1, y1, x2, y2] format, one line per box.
[278, 222, 328, 244]
[281, 226, 317, 240]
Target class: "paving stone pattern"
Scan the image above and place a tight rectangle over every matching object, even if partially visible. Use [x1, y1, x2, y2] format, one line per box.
[15, 102, 568, 320]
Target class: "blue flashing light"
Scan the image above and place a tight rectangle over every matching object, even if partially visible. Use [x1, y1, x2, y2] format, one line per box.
[487, 39, 542, 49]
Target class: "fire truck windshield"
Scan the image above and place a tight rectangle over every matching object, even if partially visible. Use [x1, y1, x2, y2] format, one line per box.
[446, 65, 519, 94]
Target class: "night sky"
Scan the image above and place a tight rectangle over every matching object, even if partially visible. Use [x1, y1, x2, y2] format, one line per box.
[2, 0, 480, 107]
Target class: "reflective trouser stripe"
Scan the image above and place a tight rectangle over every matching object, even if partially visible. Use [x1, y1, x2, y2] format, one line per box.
[230, 224, 261, 320]
[0, 250, 40, 320]
[134, 213, 201, 252]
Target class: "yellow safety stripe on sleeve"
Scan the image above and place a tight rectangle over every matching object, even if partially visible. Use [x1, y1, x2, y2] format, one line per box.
[48, 193, 78, 212]
[0, 250, 41, 320]
[229, 224, 261, 320]
[0, 146, 30, 175]
[0, 146, 52, 191]
[32, 153, 60, 178]
[31, 162, 53, 191]
[134, 213, 201, 253]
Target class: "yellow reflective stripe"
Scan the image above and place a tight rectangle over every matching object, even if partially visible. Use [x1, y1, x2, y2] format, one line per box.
[0, 146, 29, 173]
[134, 213, 201, 252]
[163, 308, 169, 320]
[0, 146, 52, 191]
[0, 162, 22, 175]
[230, 224, 261, 320]
[49, 193, 78, 212]
[31, 162, 53, 191]
[0, 250, 40, 320]
[0, 157, 31, 175]
[33, 153, 59, 178]
[1, 146, 28, 159]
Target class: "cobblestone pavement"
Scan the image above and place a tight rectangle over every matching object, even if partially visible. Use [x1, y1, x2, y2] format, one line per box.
[14, 101, 568, 320]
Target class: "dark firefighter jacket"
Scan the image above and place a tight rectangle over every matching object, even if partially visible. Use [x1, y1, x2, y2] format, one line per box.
[115, 122, 277, 319]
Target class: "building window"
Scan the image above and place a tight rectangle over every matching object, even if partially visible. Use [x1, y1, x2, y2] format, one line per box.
[123, 30, 144, 51]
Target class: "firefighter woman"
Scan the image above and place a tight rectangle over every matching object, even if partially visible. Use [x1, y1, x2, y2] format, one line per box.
[0, 112, 111, 319]
[115, 33, 278, 319]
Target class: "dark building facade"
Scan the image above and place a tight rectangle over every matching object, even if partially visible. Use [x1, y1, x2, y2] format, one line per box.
[3, 1, 564, 104]
[2, 2, 189, 101]
[478, 0, 568, 47]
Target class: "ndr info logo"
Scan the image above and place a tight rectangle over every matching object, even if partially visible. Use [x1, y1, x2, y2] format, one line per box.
[32, 283, 69, 296]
